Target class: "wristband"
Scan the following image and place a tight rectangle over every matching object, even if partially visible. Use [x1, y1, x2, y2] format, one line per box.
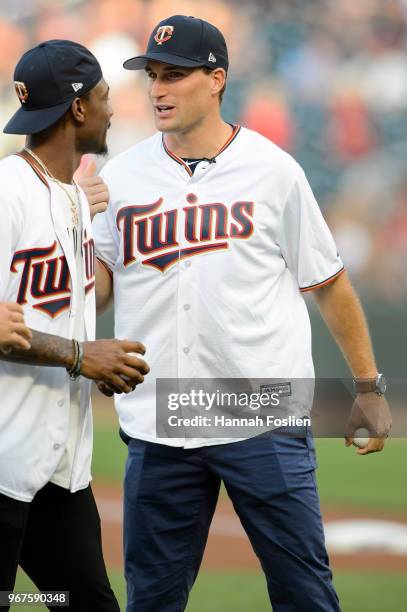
[67, 339, 83, 380]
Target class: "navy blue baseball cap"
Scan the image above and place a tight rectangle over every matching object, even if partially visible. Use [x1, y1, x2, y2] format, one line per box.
[123, 15, 229, 72]
[4, 40, 103, 135]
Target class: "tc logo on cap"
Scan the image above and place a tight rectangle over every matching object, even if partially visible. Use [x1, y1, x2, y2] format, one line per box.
[154, 25, 174, 45]
[14, 81, 28, 104]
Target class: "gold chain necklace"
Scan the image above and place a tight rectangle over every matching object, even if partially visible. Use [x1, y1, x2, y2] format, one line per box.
[23, 147, 80, 228]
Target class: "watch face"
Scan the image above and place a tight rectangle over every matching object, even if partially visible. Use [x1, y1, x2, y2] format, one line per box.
[377, 374, 387, 394]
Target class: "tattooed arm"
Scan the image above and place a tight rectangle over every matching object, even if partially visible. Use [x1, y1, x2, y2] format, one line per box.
[0, 330, 149, 393]
[1, 329, 74, 367]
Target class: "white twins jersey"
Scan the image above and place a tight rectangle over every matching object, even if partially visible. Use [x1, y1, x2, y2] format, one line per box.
[93, 126, 344, 448]
[0, 154, 96, 501]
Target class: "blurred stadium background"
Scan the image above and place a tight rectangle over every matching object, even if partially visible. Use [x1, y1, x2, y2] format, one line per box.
[1, 0, 406, 610]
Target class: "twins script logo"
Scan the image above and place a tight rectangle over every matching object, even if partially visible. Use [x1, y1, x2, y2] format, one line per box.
[116, 194, 254, 272]
[11, 232, 95, 317]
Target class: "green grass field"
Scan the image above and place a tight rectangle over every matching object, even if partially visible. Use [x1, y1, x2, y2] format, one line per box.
[92, 419, 407, 510]
[13, 569, 407, 611]
[11, 418, 407, 610]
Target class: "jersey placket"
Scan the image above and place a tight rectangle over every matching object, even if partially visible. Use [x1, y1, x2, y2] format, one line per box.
[186, 161, 216, 183]
[174, 164, 223, 389]
[175, 188, 202, 381]
[165, 156, 216, 380]
[172, 189, 199, 446]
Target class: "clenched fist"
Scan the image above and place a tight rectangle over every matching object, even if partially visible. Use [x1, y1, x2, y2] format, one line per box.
[81, 339, 150, 395]
[345, 392, 392, 455]
[0, 302, 32, 352]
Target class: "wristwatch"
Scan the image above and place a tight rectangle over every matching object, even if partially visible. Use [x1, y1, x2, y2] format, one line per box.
[353, 373, 387, 396]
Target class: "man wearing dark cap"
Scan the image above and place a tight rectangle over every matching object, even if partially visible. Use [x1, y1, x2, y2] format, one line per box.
[0, 39, 150, 611]
[92, 15, 391, 612]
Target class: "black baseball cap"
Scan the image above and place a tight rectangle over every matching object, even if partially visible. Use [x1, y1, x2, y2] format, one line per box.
[123, 15, 229, 72]
[3, 40, 103, 135]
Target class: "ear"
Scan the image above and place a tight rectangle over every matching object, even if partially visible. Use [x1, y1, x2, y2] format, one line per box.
[70, 97, 87, 125]
[210, 68, 226, 97]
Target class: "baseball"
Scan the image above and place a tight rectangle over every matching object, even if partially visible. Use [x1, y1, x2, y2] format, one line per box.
[122, 353, 144, 382]
[352, 428, 370, 449]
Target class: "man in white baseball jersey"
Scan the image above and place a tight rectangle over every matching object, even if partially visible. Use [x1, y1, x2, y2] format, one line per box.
[0, 302, 32, 352]
[0, 40, 149, 612]
[92, 15, 392, 612]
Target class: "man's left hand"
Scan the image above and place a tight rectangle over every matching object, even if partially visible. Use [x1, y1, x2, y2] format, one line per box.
[345, 392, 392, 455]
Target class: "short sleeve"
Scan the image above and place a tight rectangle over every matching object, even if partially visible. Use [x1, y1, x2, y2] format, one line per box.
[279, 165, 344, 292]
[0, 192, 17, 299]
[92, 184, 119, 273]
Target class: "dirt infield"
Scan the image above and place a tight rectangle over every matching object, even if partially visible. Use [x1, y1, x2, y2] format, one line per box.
[94, 483, 407, 573]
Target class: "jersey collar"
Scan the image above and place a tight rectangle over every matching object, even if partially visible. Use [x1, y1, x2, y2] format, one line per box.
[15, 151, 50, 189]
[162, 124, 241, 177]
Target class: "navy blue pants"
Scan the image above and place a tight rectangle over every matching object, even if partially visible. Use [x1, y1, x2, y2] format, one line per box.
[123, 430, 340, 612]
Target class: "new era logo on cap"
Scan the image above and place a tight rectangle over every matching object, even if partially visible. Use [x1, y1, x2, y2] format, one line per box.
[208, 52, 217, 63]
[72, 82, 83, 92]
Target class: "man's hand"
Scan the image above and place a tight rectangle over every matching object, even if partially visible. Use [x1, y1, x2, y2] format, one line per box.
[81, 340, 149, 394]
[77, 159, 109, 220]
[345, 392, 392, 455]
[95, 381, 115, 397]
[0, 302, 32, 352]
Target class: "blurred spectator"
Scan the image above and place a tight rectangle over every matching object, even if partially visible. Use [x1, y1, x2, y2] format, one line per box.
[279, 29, 340, 102]
[1, 0, 407, 300]
[240, 82, 295, 151]
[380, 183, 407, 255]
[328, 88, 377, 161]
[90, 33, 140, 88]
[0, 20, 27, 82]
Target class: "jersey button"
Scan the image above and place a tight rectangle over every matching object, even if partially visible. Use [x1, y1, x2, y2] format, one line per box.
[57, 399, 64, 408]
[183, 304, 191, 311]
[183, 347, 190, 354]
[53, 443, 61, 451]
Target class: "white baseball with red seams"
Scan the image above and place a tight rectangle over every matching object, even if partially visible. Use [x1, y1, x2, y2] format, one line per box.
[352, 428, 370, 449]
